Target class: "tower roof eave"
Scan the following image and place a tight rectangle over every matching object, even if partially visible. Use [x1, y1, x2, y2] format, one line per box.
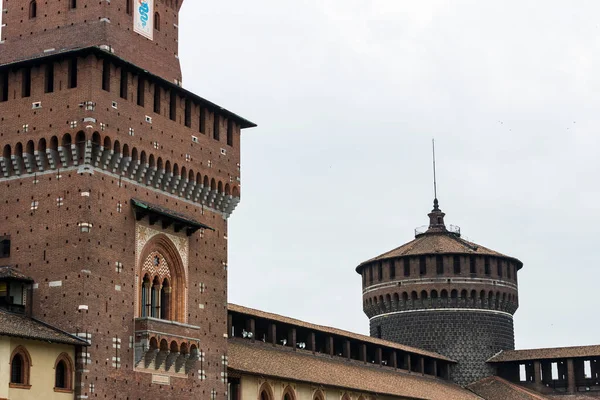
[355, 232, 523, 274]
[0, 46, 258, 130]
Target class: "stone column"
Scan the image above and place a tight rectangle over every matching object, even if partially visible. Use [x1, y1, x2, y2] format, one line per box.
[268, 323, 276, 346]
[359, 344, 367, 363]
[288, 328, 296, 351]
[567, 358, 576, 394]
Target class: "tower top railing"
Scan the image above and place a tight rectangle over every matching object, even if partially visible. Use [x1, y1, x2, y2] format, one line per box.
[414, 224, 461, 237]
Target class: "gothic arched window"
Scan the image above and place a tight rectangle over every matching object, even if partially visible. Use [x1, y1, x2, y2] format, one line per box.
[139, 237, 186, 323]
[10, 346, 31, 388]
[54, 353, 74, 392]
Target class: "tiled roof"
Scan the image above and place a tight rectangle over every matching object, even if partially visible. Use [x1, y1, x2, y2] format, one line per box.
[228, 303, 454, 362]
[0, 266, 33, 282]
[466, 376, 549, 400]
[0, 310, 88, 346]
[131, 198, 214, 234]
[488, 345, 600, 363]
[357, 232, 523, 270]
[228, 340, 481, 400]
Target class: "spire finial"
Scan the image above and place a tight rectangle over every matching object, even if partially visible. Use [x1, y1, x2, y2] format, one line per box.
[426, 139, 446, 232]
[432, 138, 439, 209]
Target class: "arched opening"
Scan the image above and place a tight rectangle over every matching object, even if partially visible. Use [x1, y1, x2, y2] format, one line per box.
[75, 131, 86, 163]
[141, 274, 150, 317]
[258, 382, 274, 400]
[29, 0, 37, 19]
[313, 390, 325, 400]
[154, 12, 160, 31]
[151, 276, 160, 318]
[54, 353, 73, 391]
[10, 346, 31, 387]
[160, 278, 170, 319]
[138, 235, 187, 323]
[282, 386, 296, 400]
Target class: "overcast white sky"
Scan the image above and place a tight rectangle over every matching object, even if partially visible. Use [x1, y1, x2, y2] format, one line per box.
[179, 1, 600, 350]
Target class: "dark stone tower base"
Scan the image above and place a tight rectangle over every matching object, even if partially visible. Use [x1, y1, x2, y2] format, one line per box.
[371, 310, 515, 386]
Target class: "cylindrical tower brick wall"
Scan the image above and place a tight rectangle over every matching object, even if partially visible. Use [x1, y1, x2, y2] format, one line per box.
[357, 200, 523, 386]
[371, 310, 515, 386]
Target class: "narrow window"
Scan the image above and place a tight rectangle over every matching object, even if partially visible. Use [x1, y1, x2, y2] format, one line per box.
[54, 354, 73, 391]
[419, 256, 426, 276]
[389, 260, 396, 280]
[45, 63, 54, 93]
[11, 354, 23, 384]
[378, 262, 383, 281]
[126, 0, 132, 15]
[507, 262, 512, 279]
[199, 108, 206, 133]
[0, 237, 9, 258]
[470, 256, 476, 274]
[102, 59, 110, 92]
[484, 257, 490, 275]
[153, 85, 161, 114]
[154, 12, 160, 31]
[184, 98, 191, 127]
[160, 279, 170, 320]
[169, 91, 177, 121]
[120, 69, 128, 99]
[227, 120, 234, 146]
[453, 255, 460, 274]
[403, 258, 410, 277]
[67, 58, 77, 89]
[0, 72, 8, 102]
[29, 0, 37, 19]
[22, 68, 31, 98]
[436, 255, 443, 275]
[69, 0, 77, 9]
[55, 361, 66, 388]
[10, 347, 30, 387]
[213, 114, 220, 140]
[368, 265, 373, 283]
[137, 76, 145, 107]
[375, 326, 382, 339]
[497, 259, 503, 277]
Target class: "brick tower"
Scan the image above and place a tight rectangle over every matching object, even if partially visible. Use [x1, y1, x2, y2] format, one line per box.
[0, 0, 255, 398]
[357, 198, 523, 386]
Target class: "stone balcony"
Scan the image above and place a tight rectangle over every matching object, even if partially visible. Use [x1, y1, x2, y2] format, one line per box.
[134, 317, 202, 377]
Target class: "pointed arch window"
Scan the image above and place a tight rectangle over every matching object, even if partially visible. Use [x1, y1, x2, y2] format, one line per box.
[53, 353, 74, 393]
[10, 346, 31, 389]
[138, 243, 185, 322]
[29, 1, 37, 19]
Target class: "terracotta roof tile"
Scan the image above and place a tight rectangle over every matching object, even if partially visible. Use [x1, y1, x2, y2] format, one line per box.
[357, 232, 523, 271]
[0, 266, 33, 282]
[0, 310, 88, 346]
[466, 376, 549, 400]
[229, 340, 481, 400]
[228, 303, 454, 362]
[488, 345, 600, 363]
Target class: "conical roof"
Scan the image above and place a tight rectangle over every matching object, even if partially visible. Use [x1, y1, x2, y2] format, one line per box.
[356, 200, 523, 272]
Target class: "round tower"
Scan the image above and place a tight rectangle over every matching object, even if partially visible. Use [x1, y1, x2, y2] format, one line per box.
[356, 199, 522, 386]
